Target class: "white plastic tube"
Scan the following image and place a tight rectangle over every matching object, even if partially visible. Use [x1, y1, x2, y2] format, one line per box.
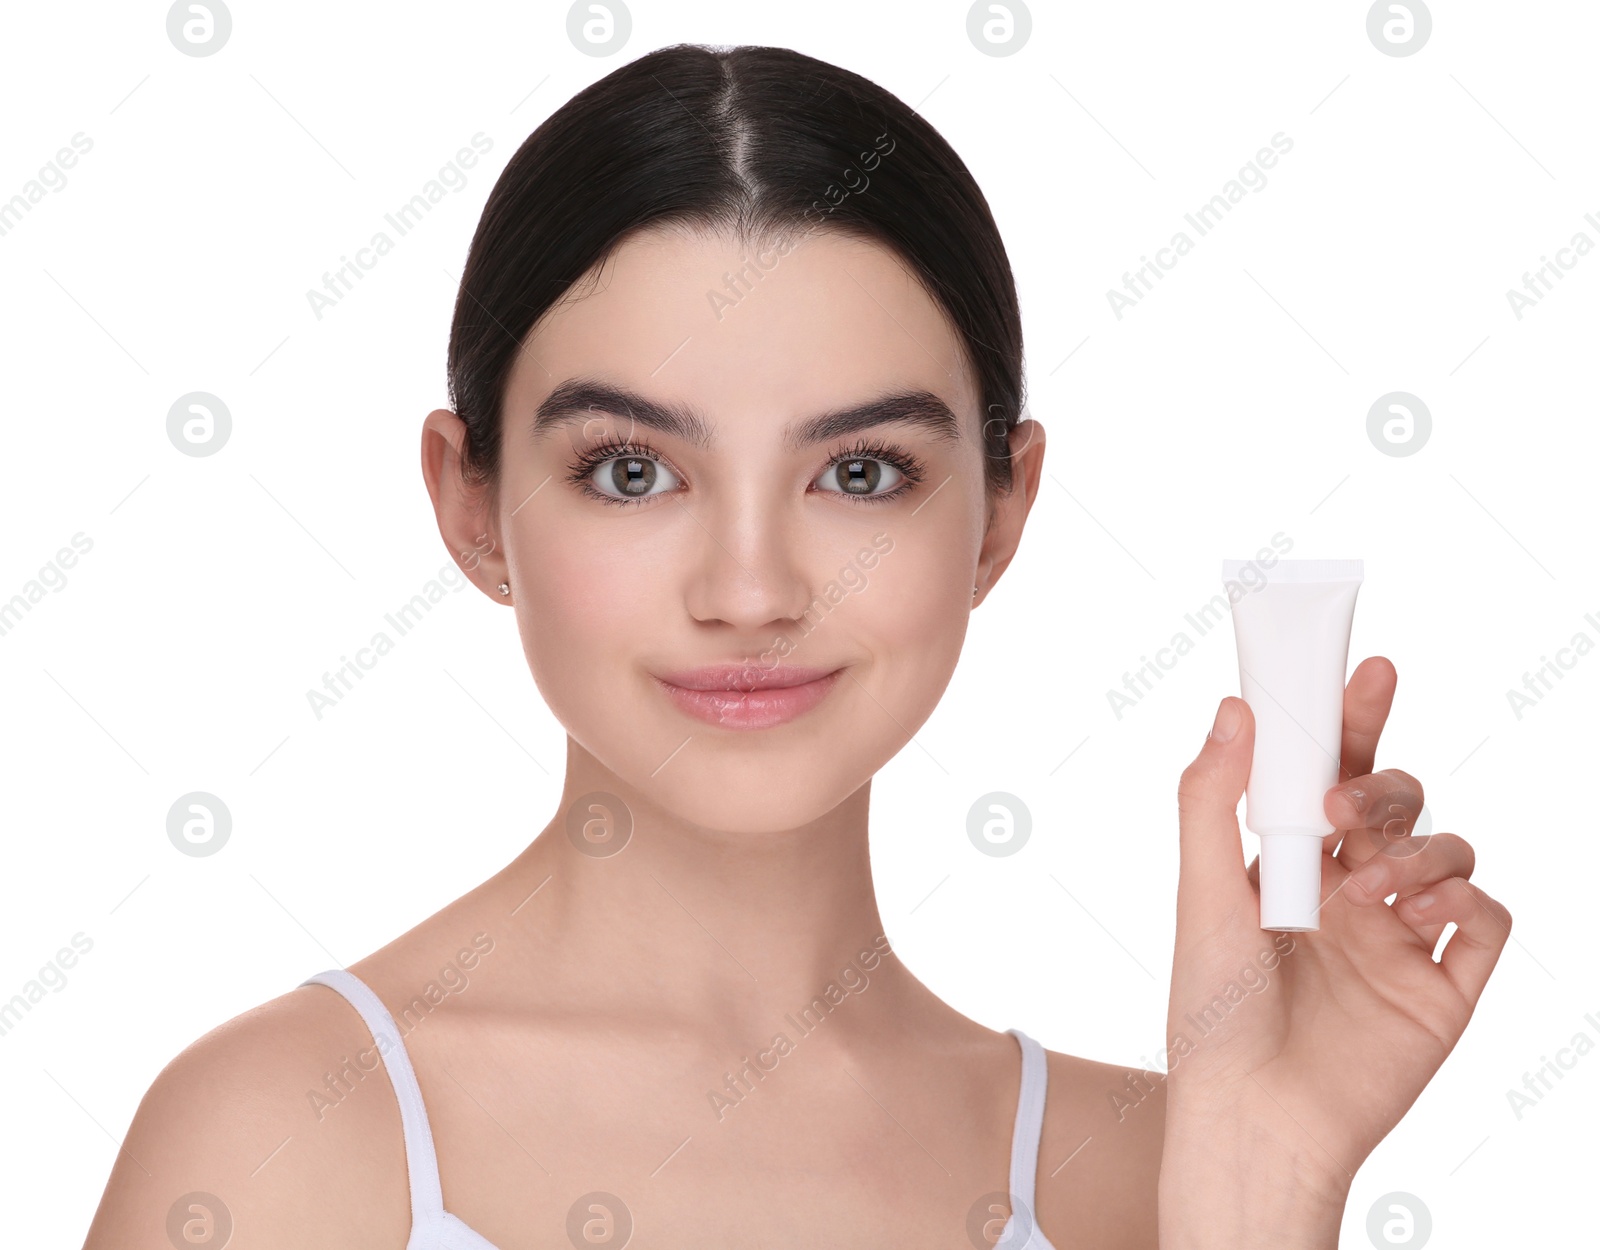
[1220, 558, 1364, 932]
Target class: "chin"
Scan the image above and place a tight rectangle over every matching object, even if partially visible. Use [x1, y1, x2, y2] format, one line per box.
[582, 726, 876, 836]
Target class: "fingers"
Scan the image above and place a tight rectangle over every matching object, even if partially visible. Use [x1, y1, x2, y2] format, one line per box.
[1335, 656, 1397, 786]
[1175, 697, 1259, 921]
[1341, 832, 1473, 948]
[1328, 767, 1426, 868]
[1342, 832, 1475, 908]
[1398, 877, 1514, 1007]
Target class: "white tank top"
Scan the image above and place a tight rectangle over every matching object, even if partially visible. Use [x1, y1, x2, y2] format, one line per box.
[301, 968, 1059, 1249]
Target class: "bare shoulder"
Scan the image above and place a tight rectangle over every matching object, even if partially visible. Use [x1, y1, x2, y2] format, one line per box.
[81, 979, 411, 1250]
[1034, 1046, 1165, 1250]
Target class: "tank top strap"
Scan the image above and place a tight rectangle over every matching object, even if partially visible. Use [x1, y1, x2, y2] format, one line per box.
[1004, 1028, 1048, 1215]
[301, 969, 447, 1226]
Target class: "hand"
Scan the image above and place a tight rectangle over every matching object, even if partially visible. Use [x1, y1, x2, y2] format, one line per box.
[1163, 656, 1513, 1198]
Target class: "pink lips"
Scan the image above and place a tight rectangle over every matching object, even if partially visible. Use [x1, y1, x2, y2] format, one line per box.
[653, 664, 845, 729]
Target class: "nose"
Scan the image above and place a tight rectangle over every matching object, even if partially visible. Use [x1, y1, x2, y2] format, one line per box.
[677, 490, 820, 631]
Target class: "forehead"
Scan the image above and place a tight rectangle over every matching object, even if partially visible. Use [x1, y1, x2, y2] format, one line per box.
[506, 225, 980, 444]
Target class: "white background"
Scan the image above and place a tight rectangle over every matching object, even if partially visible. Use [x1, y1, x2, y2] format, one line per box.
[2, 1, 1592, 1245]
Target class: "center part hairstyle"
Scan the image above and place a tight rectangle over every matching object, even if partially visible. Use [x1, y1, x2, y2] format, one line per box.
[446, 42, 1026, 515]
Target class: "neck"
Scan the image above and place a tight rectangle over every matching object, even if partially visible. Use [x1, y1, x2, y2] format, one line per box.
[490, 738, 919, 1047]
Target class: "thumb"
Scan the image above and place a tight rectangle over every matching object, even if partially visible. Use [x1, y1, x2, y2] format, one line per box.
[1175, 696, 1257, 921]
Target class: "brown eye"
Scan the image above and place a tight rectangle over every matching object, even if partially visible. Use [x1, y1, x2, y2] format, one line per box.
[816, 456, 905, 497]
[582, 449, 682, 503]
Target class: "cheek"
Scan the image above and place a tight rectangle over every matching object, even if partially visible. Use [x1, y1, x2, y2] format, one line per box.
[512, 520, 659, 708]
[847, 543, 971, 718]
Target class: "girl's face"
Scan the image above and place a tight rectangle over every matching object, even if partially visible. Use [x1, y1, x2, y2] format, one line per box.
[430, 224, 1042, 834]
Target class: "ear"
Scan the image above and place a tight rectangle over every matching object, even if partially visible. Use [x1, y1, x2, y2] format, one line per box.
[420, 408, 511, 602]
[974, 415, 1046, 598]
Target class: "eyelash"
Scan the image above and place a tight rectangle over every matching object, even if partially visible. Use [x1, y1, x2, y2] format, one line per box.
[564, 435, 928, 508]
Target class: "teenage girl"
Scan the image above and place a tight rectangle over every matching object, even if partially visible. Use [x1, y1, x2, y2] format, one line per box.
[83, 42, 1510, 1250]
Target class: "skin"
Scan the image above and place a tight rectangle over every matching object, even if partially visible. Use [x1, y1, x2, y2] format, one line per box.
[79, 226, 1509, 1250]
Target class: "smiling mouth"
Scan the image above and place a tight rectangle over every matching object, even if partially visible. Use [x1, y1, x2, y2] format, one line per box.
[652, 668, 845, 729]
[653, 663, 844, 692]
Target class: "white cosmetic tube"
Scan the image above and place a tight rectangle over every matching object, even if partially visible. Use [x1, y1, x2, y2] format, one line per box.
[1220, 558, 1364, 932]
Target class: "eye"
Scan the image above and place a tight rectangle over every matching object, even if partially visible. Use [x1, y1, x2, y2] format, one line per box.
[812, 438, 925, 503]
[568, 440, 683, 507]
[815, 456, 905, 497]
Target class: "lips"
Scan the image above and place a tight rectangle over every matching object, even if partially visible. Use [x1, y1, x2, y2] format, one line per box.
[652, 664, 846, 729]
[654, 663, 842, 692]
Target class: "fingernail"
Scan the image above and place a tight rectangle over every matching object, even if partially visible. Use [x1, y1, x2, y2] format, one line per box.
[1408, 890, 1437, 913]
[1210, 698, 1240, 743]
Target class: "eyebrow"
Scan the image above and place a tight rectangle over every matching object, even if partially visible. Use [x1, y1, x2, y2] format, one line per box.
[530, 378, 965, 452]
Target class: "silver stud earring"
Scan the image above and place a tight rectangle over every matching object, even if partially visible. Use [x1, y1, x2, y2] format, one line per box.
[460, 552, 511, 598]
[972, 585, 979, 597]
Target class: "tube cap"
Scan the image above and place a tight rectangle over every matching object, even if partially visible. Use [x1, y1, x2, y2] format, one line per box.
[1258, 832, 1325, 931]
